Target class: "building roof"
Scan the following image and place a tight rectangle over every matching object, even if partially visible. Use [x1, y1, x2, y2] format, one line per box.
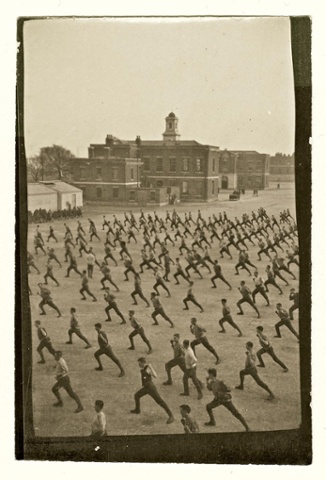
[230, 150, 260, 154]
[39, 181, 82, 193]
[167, 112, 176, 118]
[28, 183, 57, 196]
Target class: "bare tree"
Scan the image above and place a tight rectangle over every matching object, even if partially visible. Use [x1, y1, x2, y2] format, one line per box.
[27, 156, 45, 182]
[40, 145, 75, 180]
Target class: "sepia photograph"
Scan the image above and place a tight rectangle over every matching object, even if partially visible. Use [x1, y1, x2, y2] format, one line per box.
[16, 15, 311, 463]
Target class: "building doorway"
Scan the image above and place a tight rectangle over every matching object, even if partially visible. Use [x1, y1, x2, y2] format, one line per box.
[221, 175, 229, 189]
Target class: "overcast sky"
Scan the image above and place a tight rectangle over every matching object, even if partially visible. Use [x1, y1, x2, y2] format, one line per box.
[23, 17, 295, 158]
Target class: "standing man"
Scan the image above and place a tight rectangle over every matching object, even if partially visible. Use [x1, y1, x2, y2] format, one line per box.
[94, 323, 125, 376]
[218, 299, 243, 337]
[90, 400, 107, 437]
[274, 303, 299, 340]
[180, 339, 203, 400]
[130, 357, 174, 424]
[204, 368, 250, 431]
[183, 281, 204, 313]
[80, 270, 97, 302]
[256, 326, 288, 372]
[85, 248, 96, 278]
[163, 333, 186, 385]
[35, 320, 56, 364]
[52, 351, 84, 413]
[190, 318, 220, 364]
[265, 265, 283, 295]
[66, 307, 91, 349]
[47, 225, 58, 243]
[128, 310, 152, 354]
[150, 292, 174, 327]
[236, 281, 261, 318]
[235, 342, 275, 400]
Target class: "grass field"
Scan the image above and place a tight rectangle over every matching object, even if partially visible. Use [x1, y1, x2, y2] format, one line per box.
[27, 184, 301, 437]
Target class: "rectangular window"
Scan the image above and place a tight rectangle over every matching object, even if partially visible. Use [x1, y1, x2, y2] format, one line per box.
[169, 157, 177, 172]
[96, 187, 102, 199]
[143, 157, 150, 171]
[212, 180, 215, 194]
[96, 167, 102, 180]
[196, 182, 203, 196]
[182, 157, 189, 172]
[112, 167, 118, 180]
[182, 181, 188, 194]
[80, 166, 86, 180]
[196, 158, 203, 172]
[156, 180, 164, 188]
[129, 190, 136, 201]
[156, 157, 163, 172]
[130, 168, 134, 181]
[113, 187, 119, 199]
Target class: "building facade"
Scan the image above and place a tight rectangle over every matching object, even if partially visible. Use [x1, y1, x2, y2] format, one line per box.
[269, 153, 295, 182]
[28, 181, 83, 212]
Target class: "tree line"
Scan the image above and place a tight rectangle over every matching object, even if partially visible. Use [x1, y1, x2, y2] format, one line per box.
[27, 145, 75, 182]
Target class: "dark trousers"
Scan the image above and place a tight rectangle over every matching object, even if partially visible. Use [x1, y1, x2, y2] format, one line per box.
[239, 367, 272, 394]
[101, 276, 119, 291]
[37, 338, 56, 362]
[139, 260, 155, 273]
[174, 270, 190, 284]
[124, 266, 136, 280]
[105, 303, 125, 322]
[68, 327, 90, 346]
[237, 297, 259, 315]
[80, 286, 96, 300]
[183, 295, 203, 311]
[264, 278, 282, 293]
[206, 398, 249, 430]
[67, 265, 82, 277]
[235, 262, 251, 275]
[185, 264, 202, 278]
[44, 273, 59, 286]
[47, 234, 58, 243]
[39, 299, 61, 316]
[275, 319, 299, 339]
[219, 316, 242, 334]
[94, 346, 124, 371]
[257, 347, 287, 369]
[131, 288, 149, 305]
[183, 367, 202, 395]
[104, 253, 117, 266]
[289, 304, 299, 319]
[52, 375, 82, 407]
[153, 281, 170, 296]
[165, 356, 186, 382]
[151, 308, 173, 326]
[134, 382, 172, 416]
[90, 232, 100, 241]
[87, 264, 94, 278]
[252, 286, 269, 304]
[211, 274, 231, 289]
[191, 337, 219, 361]
[129, 328, 151, 349]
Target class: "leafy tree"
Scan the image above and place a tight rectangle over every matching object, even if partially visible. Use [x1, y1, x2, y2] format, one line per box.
[39, 145, 75, 180]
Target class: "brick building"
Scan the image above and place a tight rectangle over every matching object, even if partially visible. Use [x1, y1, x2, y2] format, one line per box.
[217, 150, 270, 191]
[269, 153, 295, 182]
[139, 112, 220, 202]
[71, 136, 142, 204]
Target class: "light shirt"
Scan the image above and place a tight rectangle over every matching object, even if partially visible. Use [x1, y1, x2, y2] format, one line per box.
[55, 357, 68, 378]
[184, 346, 197, 369]
[86, 253, 96, 265]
